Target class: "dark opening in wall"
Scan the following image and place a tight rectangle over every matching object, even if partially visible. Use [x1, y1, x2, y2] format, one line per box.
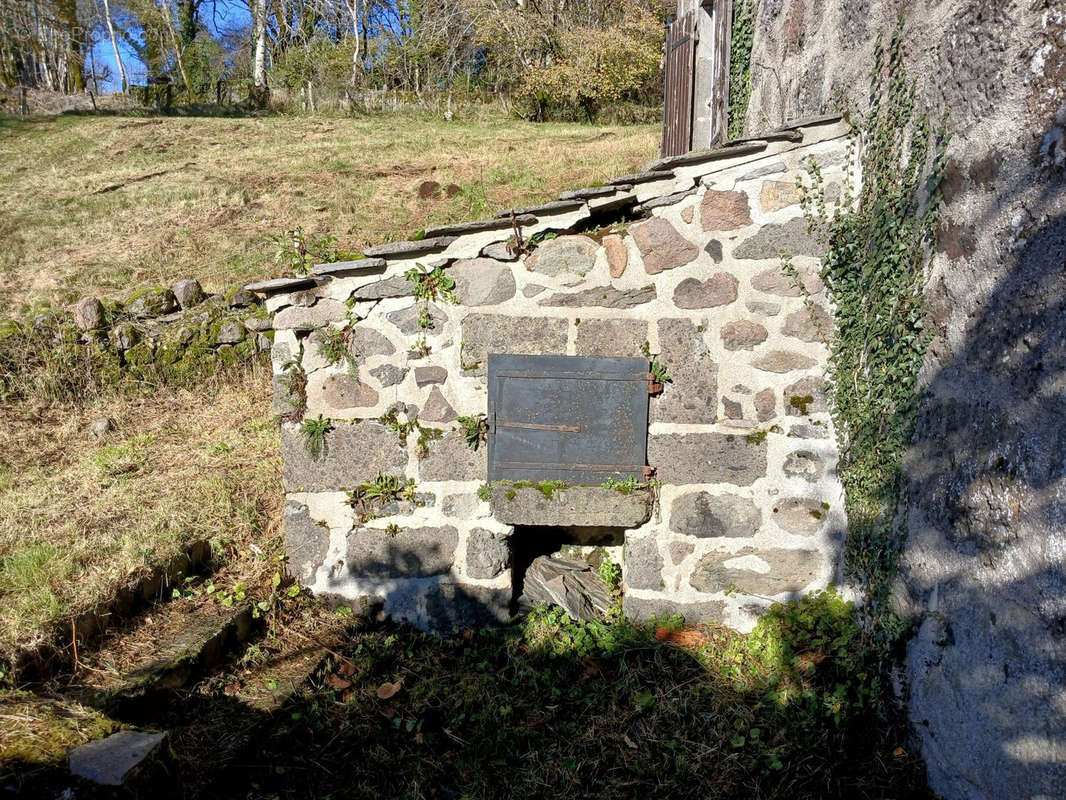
[510, 526, 624, 615]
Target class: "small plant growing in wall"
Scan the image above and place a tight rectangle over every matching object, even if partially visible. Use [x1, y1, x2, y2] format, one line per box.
[405, 263, 458, 356]
[279, 362, 308, 423]
[640, 341, 671, 392]
[457, 414, 489, 450]
[300, 414, 332, 460]
[601, 476, 645, 495]
[315, 326, 354, 371]
[597, 557, 622, 593]
[271, 228, 356, 276]
[348, 471, 417, 521]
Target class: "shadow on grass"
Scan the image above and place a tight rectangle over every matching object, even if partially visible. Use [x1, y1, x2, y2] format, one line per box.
[0, 590, 929, 799]
[207, 595, 926, 799]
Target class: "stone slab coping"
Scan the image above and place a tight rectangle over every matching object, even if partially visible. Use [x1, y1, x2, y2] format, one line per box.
[558, 186, 628, 200]
[423, 214, 536, 238]
[312, 257, 387, 276]
[642, 140, 769, 173]
[727, 129, 803, 146]
[608, 170, 674, 186]
[777, 113, 844, 131]
[364, 235, 458, 258]
[69, 730, 167, 786]
[244, 275, 327, 294]
[493, 198, 586, 219]
[489, 484, 654, 528]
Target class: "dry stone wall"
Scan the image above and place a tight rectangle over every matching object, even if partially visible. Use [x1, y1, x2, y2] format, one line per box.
[250, 118, 851, 633]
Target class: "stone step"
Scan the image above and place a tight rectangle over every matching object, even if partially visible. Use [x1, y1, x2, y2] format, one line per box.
[72, 596, 254, 710]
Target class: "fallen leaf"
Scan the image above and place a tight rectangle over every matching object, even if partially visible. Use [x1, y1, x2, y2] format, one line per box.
[654, 626, 671, 642]
[892, 746, 906, 758]
[415, 732, 424, 744]
[665, 628, 707, 648]
[623, 734, 638, 750]
[327, 674, 352, 690]
[338, 660, 356, 677]
[376, 679, 403, 699]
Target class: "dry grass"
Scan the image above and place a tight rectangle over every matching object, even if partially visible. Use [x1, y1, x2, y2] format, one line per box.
[0, 112, 658, 310]
[0, 690, 117, 767]
[0, 366, 280, 658]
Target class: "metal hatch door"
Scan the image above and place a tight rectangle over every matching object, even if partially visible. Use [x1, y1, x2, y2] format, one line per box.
[487, 354, 650, 485]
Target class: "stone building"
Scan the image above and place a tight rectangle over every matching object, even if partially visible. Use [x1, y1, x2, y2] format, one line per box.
[248, 116, 850, 632]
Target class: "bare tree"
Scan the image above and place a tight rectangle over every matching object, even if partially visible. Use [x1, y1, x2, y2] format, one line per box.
[100, 0, 128, 90]
[252, 0, 269, 102]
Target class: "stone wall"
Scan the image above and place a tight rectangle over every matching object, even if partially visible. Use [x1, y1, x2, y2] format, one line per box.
[250, 118, 850, 634]
[741, 4, 1066, 798]
[0, 279, 269, 400]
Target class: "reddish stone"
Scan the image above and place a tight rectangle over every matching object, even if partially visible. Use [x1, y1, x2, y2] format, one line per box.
[632, 217, 699, 275]
[721, 320, 768, 351]
[700, 189, 752, 232]
[603, 234, 628, 278]
[760, 180, 801, 212]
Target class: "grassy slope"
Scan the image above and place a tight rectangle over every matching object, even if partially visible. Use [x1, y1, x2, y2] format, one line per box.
[0, 110, 655, 660]
[0, 113, 658, 311]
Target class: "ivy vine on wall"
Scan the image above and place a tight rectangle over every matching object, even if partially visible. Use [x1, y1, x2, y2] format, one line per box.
[727, 0, 755, 140]
[786, 19, 949, 641]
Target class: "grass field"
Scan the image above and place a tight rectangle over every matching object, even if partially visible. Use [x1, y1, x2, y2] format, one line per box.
[0, 112, 659, 311]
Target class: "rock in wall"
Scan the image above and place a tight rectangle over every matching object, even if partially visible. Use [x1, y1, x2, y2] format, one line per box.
[743, 2, 1066, 798]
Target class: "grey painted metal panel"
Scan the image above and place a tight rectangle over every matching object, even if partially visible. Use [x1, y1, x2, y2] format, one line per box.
[487, 354, 650, 484]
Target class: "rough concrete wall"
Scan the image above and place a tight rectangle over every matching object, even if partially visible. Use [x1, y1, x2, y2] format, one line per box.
[251, 122, 850, 635]
[744, 3, 1066, 798]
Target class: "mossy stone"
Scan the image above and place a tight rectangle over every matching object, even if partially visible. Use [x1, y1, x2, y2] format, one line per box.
[124, 287, 177, 318]
[109, 322, 140, 351]
[124, 341, 155, 367]
[155, 341, 185, 366]
[233, 339, 257, 362]
[217, 344, 240, 368]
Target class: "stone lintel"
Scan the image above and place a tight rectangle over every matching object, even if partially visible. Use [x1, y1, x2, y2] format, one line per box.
[490, 485, 654, 528]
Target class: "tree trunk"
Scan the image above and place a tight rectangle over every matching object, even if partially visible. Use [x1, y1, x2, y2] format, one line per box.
[252, 0, 269, 106]
[159, 0, 193, 100]
[101, 0, 127, 91]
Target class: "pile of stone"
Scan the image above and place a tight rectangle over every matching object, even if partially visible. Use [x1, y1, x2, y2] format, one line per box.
[519, 556, 613, 621]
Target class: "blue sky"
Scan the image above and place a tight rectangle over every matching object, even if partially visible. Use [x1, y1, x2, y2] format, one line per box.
[88, 2, 253, 92]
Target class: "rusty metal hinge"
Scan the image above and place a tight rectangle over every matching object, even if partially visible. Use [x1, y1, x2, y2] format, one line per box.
[643, 465, 656, 479]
